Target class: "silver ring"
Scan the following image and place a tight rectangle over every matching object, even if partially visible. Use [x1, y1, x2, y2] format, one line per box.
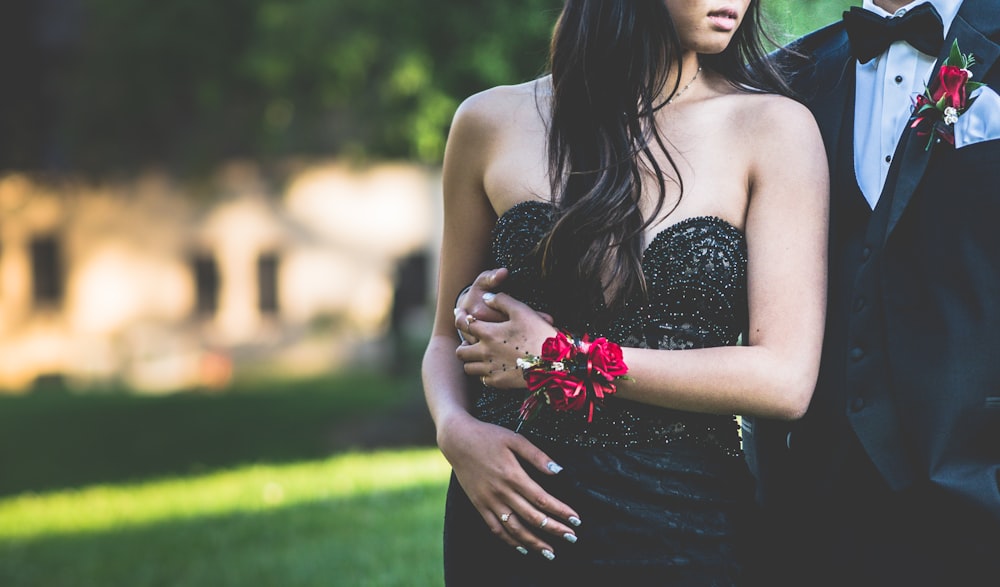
[501, 513, 511, 523]
[539, 516, 549, 528]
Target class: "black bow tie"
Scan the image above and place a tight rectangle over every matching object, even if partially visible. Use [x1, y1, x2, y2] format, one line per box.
[843, 3, 944, 63]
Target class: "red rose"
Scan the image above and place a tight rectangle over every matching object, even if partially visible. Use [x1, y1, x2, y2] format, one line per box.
[931, 65, 969, 109]
[541, 332, 575, 362]
[543, 372, 587, 413]
[587, 337, 629, 379]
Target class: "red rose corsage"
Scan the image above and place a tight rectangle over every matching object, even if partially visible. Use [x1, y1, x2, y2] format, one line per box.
[514, 332, 630, 432]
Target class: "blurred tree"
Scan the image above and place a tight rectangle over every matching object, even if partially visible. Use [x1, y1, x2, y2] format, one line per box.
[0, 0, 855, 177]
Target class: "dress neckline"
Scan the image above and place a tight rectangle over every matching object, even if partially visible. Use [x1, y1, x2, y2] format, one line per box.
[495, 199, 745, 259]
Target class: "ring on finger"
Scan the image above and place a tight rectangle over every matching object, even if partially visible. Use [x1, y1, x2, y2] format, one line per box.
[465, 314, 477, 326]
[539, 516, 549, 528]
[480, 375, 488, 387]
[500, 512, 512, 524]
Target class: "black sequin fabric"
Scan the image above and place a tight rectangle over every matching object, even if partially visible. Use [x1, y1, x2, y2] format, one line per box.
[475, 200, 749, 455]
[447, 200, 756, 585]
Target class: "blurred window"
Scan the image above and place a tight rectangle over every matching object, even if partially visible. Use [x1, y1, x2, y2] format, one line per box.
[193, 255, 219, 316]
[30, 235, 62, 306]
[257, 253, 279, 314]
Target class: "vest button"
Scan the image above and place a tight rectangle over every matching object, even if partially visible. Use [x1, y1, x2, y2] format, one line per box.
[850, 346, 865, 362]
[851, 397, 866, 412]
[862, 247, 872, 261]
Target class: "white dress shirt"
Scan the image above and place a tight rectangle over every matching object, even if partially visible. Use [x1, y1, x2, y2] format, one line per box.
[854, 0, 963, 208]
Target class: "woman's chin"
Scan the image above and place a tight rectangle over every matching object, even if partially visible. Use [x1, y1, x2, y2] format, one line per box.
[693, 39, 734, 55]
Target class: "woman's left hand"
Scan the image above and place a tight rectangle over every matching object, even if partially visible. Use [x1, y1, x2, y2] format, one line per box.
[456, 293, 558, 390]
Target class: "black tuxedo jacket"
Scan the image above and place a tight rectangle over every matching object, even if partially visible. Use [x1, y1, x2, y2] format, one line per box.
[744, 0, 1000, 524]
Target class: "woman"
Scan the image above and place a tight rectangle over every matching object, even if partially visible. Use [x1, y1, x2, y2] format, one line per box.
[423, 1, 828, 584]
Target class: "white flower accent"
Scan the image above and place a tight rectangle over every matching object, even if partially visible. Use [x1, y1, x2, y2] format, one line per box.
[516, 357, 535, 370]
[962, 68, 973, 80]
[944, 106, 959, 125]
[550, 361, 566, 372]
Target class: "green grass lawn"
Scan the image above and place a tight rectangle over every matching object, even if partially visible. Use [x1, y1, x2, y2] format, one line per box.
[0, 371, 430, 496]
[0, 449, 451, 587]
[0, 370, 449, 586]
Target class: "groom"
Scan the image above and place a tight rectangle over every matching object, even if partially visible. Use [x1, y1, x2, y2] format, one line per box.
[455, 0, 1000, 583]
[742, 0, 1000, 584]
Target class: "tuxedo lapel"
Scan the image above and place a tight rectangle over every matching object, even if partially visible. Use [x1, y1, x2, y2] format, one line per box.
[811, 37, 854, 178]
[883, 2, 1000, 242]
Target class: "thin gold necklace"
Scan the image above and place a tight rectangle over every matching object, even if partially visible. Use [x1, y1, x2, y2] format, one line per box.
[665, 66, 702, 105]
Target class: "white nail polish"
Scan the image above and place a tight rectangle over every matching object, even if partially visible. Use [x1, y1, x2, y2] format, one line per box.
[546, 462, 563, 474]
[563, 533, 577, 544]
[541, 549, 555, 561]
[515, 546, 528, 555]
[483, 292, 495, 302]
[568, 516, 582, 527]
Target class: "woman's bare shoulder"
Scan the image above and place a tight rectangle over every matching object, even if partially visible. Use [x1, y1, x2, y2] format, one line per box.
[729, 92, 818, 141]
[453, 78, 551, 135]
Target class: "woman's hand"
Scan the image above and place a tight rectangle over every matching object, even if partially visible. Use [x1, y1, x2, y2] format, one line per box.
[454, 269, 510, 345]
[454, 269, 553, 345]
[457, 293, 558, 389]
[438, 412, 582, 559]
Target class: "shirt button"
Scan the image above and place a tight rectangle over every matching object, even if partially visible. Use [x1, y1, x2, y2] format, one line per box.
[851, 397, 866, 412]
[850, 347, 865, 362]
[895, 75, 904, 84]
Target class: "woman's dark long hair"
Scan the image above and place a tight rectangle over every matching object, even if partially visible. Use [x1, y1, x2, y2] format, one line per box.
[538, 0, 791, 327]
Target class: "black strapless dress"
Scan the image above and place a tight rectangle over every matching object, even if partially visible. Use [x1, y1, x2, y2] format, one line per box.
[444, 201, 758, 586]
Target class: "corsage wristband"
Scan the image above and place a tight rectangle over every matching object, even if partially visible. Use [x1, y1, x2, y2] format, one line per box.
[514, 332, 629, 432]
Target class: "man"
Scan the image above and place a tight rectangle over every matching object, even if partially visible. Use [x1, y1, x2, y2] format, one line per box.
[743, 0, 1000, 584]
[456, 0, 1000, 583]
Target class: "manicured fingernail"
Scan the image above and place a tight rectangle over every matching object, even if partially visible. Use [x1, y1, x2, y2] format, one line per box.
[515, 546, 528, 555]
[541, 549, 555, 561]
[563, 533, 577, 544]
[546, 462, 563, 474]
[568, 516, 582, 527]
[483, 292, 495, 302]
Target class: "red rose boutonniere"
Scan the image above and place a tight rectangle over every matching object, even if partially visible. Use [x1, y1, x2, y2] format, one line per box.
[911, 40, 986, 150]
[514, 332, 630, 432]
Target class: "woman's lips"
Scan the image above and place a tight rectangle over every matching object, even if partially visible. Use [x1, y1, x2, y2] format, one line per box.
[708, 8, 738, 32]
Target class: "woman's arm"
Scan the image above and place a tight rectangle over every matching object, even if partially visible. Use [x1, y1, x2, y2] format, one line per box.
[458, 96, 829, 421]
[422, 89, 582, 559]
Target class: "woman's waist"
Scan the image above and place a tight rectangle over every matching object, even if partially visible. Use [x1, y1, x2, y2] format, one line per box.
[474, 390, 742, 454]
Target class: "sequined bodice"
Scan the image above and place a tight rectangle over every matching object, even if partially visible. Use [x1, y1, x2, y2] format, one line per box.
[475, 200, 749, 452]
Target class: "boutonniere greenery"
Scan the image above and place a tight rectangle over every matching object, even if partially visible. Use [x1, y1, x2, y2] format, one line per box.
[910, 40, 985, 150]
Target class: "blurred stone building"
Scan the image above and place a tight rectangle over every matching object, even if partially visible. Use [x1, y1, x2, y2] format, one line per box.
[0, 161, 440, 393]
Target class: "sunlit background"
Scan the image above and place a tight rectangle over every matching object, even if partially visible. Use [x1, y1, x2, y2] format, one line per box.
[0, 1, 855, 585]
